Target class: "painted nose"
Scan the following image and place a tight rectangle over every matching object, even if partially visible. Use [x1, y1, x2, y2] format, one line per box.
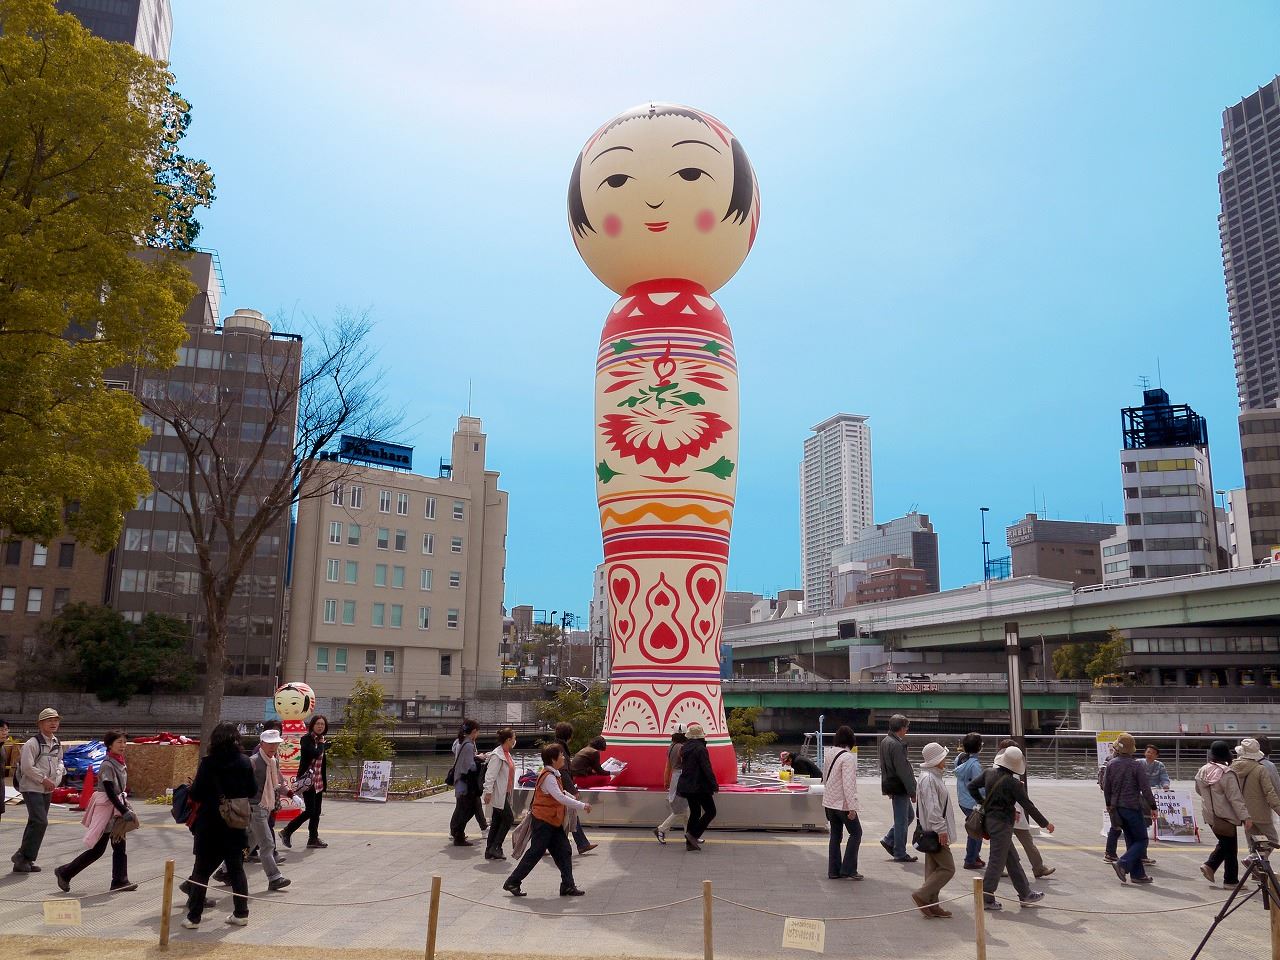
[646, 200, 664, 209]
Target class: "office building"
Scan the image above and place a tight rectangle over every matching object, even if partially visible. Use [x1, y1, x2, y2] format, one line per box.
[854, 563, 929, 605]
[1005, 514, 1117, 587]
[749, 589, 805, 623]
[59, 0, 173, 61]
[285, 417, 508, 700]
[1102, 389, 1218, 584]
[800, 414, 873, 613]
[723, 591, 762, 627]
[587, 563, 613, 678]
[829, 512, 939, 595]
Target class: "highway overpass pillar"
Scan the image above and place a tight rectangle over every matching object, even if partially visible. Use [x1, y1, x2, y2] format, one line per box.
[1005, 622, 1025, 739]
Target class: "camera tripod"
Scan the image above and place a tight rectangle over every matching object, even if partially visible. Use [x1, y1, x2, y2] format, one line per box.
[1189, 837, 1279, 960]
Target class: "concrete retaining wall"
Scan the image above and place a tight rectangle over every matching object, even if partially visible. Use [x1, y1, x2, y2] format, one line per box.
[1080, 701, 1278, 734]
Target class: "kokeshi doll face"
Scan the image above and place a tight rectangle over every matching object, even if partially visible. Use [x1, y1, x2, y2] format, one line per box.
[569, 103, 759, 295]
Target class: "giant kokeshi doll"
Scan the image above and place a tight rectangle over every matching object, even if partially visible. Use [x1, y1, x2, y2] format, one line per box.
[273, 681, 314, 821]
[569, 103, 760, 787]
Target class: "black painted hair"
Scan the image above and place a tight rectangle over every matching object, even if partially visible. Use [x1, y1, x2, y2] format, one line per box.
[833, 726, 856, 748]
[307, 714, 329, 735]
[569, 104, 755, 239]
[962, 732, 983, 755]
[541, 743, 564, 766]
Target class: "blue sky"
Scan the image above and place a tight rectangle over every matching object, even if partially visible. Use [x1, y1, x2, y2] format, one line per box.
[171, 2, 1280, 617]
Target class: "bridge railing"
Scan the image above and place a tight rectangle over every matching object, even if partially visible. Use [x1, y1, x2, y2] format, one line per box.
[721, 678, 1092, 695]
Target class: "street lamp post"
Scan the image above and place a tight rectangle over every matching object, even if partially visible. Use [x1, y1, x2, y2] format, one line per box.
[809, 618, 816, 678]
[980, 507, 991, 584]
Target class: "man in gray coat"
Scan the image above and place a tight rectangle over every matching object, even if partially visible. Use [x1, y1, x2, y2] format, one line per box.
[12, 708, 64, 873]
[878, 714, 917, 863]
[249, 730, 291, 890]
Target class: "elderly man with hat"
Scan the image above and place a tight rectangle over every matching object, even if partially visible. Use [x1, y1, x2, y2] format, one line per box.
[968, 745, 1054, 910]
[1229, 738, 1280, 847]
[911, 742, 956, 918]
[11, 708, 65, 873]
[247, 728, 292, 890]
[1103, 732, 1156, 885]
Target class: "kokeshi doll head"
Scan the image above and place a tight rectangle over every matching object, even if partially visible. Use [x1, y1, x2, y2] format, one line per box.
[569, 102, 760, 295]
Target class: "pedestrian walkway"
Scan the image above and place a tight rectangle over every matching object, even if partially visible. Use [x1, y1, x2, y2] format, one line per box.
[0, 779, 1271, 958]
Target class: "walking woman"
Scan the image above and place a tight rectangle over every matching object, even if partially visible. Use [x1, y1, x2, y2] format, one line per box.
[281, 714, 329, 849]
[502, 744, 590, 897]
[912, 742, 955, 917]
[482, 727, 517, 860]
[653, 727, 688, 844]
[449, 719, 481, 846]
[822, 725, 862, 880]
[54, 731, 137, 892]
[183, 722, 255, 929]
[1196, 740, 1250, 887]
[677, 724, 718, 851]
[969, 746, 1054, 911]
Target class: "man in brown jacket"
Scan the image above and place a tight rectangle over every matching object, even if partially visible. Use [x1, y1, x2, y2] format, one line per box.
[1229, 738, 1280, 846]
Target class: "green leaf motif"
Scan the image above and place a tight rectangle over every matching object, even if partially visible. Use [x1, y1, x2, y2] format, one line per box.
[673, 391, 705, 406]
[697, 456, 735, 480]
[702, 341, 724, 356]
[597, 460, 621, 484]
[612, 339, 637, 355]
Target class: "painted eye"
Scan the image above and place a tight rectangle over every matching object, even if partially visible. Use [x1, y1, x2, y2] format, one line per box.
[601, 173, 632, 189]
[675, 167, 711, 182]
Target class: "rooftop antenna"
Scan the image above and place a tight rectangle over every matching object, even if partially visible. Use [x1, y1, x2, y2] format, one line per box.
[1156, 357, 1163, 389]
[467, 379, 473, 416]
[1136, 375, 1151, 391]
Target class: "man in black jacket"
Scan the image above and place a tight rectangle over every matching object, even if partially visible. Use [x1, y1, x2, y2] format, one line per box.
[555, 723, 598, 854]
[877, 714, 918, 862]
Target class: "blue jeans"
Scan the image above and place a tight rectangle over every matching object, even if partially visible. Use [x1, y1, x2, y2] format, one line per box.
[959, 808, 983, 865]
[826, 809, 862, 877]
[1105, 825, 1122, 858]
[1116, 807, 1149, 879]
[880, 794, 914, 859]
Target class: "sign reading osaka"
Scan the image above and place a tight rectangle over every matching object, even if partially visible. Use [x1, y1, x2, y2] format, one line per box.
[340, 435, 413, 470]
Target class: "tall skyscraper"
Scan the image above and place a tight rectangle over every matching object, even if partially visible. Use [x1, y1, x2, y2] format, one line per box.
[1219, 77, 1280, 564]
[800, 413, 873, 613]
[59, 0, 173, 61]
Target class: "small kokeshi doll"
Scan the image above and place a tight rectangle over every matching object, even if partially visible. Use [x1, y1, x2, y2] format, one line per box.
[569, 102, 759, 787]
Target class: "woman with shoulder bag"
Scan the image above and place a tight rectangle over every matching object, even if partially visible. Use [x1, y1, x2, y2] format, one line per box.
[676, 724, 719, 851]
[182, 722, 255, 929]
[449, 719, 481, 846]
[653, 728, 688, 844]
[482, 728, 517, 860]
[281, 714, 329, 849]
[54, 731, 138, 893]
[822, 725, 862, 880]
[911, 742, 955, 917]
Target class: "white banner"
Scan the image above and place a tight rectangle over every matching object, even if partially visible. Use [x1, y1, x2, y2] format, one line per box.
[1151, 788, 1199, 843]
[358, 760, 392, 802]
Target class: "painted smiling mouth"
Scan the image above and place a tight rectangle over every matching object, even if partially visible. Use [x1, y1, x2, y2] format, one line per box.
[644, 221, 669, 232]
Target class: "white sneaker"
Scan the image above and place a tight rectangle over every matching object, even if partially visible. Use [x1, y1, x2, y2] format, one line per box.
[180, 918, 200, 929]
[225, 915, 248, 926]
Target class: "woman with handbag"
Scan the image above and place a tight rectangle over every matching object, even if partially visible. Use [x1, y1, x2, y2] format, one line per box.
[676, 724, 719, 850]
[281, 714, 329, 849]
[448, 719, 481, 846]
[821, 725, 862, 880]
[182, 722, 255, 929]
[482, 727, 517, 860]
[653, 728, 688, 844]
[968, 746, 1054, 911]
[54, 731, 137, 893]
[911, 742, 954, 917]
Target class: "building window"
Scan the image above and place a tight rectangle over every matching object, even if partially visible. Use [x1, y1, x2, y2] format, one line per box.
[365, 649, 377, 674]
[323, 599, 337, 624]
[453, 500, 465, 521]
[316, 647, 329, 672]
[422, 533, 434, 555]
[344, 560, 358, 584]
[449, 570, 461, 589]
[26, 587, 42, 614]
[350, 486, 364, 509]
[394, 529, 407, 551]
[397, 493, 409, 515]
[392, 566, 405, 589]
[342, 600, 356, 625]
[31, 544, 47, 567]
[377, 527, 390, 550]
[0, 587, 14, 612]
[420, 569, 433, 591]
[450, 536, 463, 554]
[418, 606, 430, 629]
[440, 653, 452, 676]
[379, 490, 392, 513]
[347, 523, 361, 545]
[374, 563, 387, 587]
[331, 485, 344, 506]
[328, 522, 343, 545]
[372, 603, 385, 627]
[384, 650, 395, 673]
[334, 648, 347, 673]
[424, 497, 436, 520]
[390, 604, 402, 628]
[52, 587, 70, 612]
[326, 559, 340, 582]
[4, 542, 20, 565]
[58, 543, 75, 568]
[447, 608, 459, 629]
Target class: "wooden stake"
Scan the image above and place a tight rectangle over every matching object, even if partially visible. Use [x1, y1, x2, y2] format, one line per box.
[973, 876, 986, 960]
[425, 874, 442, 960]
[703, 879, 714, 960]
[1269, 874, 1280, 960]
[158, 858, 175, 950]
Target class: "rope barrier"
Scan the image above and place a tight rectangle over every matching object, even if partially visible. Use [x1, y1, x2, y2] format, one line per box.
[711, 891, 973, 922]
[0, 873, 164, 904]
[989, 891, 1238, 916]
[438, 888, 702, 918]
[175, 876, 434, 908]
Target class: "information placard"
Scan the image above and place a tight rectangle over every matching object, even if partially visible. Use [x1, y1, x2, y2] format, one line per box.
[782, 918, 825, 953]
[358, 760, 392, 802]
[43, 899, 82, 925]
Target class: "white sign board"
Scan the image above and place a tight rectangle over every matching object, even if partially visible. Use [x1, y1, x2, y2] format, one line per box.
[357, 760, 392, 802]
[44, 900, 82, 925]
[782, 918, 825, 953]
[1152, 788, 1199, 843]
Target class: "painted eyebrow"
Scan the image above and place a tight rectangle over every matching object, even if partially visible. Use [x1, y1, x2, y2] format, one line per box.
[589, 145, 633, 164]
[672, 139, 721, 153]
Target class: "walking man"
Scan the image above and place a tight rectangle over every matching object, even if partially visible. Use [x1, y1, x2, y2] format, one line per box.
[1104, 733, 1156, 884]
[912, 742, 956, 918]
[249, 729, 290, 891]
[11, 707, 64, 873]
[954, 733, 985, 870]
[878, 714, 917, 863]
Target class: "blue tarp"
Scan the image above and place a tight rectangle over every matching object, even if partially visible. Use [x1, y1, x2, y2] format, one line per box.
[63, 740, 107, 780]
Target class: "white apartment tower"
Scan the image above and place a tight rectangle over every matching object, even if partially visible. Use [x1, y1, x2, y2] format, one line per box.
[800, 414, 873, 613]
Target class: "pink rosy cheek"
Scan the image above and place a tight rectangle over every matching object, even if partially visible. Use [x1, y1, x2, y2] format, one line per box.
[603, 214, 622, 237]
[695, 208, 716, 233]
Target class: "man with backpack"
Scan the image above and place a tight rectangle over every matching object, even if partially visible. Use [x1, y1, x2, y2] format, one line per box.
[11, 708, 65, 873]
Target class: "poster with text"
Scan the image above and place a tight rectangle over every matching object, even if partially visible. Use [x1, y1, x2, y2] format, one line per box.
[1152, 788, 1199, 842]
[358, 761, 392, 802]
[1095, 731, 1124, 769]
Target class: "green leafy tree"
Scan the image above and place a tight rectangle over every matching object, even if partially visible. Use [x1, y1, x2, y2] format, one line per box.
[328, 677, 396, 775]
[537, 686, 606, 752]
[19, 603, 196, 703]
[1051, 642, 1099, 680]
[0, 0, 214, 550]
[1086, 630, 1127, 681]
[727, 707, 777, 773]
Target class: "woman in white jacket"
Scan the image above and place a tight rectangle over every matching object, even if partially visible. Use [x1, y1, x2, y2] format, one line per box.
[482, 728, 517, 861]
[913, 742, 956, 918]
[822, 726, 862, 880]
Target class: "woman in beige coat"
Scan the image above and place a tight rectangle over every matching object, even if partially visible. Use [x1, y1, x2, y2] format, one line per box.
[1195, 740, 1250, 886]
[1229, 738, 1280, 846]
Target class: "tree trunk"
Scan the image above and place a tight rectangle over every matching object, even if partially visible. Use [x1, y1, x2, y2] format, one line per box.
[199, 621, 228, 751]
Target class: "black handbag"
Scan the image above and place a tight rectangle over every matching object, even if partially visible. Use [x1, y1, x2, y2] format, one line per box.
[913, 822, 942, 853]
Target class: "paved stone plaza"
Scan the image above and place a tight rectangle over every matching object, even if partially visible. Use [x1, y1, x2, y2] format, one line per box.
[0, 779, 1273, 959]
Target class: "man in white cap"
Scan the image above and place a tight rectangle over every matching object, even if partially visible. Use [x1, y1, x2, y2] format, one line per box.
[11, 707, 65, 873]
[1229, 738, 1280, 846]
[912, 742, 955, 917]
[249, 729, 292, 890]
[968, 745, 1054, 910]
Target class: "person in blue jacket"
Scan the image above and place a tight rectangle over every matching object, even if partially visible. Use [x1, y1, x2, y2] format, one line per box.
[954, 733, 985, 870]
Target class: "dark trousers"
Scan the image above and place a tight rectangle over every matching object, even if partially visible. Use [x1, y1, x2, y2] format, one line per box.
[960, 810, 983, 865]
[283, 791, 323, 842]
[506, 818, 575, 892]
[1105, 825, 1122, 858]
[983, 820, 1031, 902]
[187, 843, 248, 921]
[1206, 827, 1239, 885]
[472, 791, 489, 831]
[61, 832, 127, 886]
[880, 793, 915, 859]
[1116, 806, 1149, 880]
[486, 801, 514, 857]
[450, 791, 475, 841]
[686, 792, 717, 839]
[825, 809, 862, 877]
[16, 792, 52, 864]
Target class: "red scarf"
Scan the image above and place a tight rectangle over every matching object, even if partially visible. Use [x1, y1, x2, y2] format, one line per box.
[108, 751, 126, 768]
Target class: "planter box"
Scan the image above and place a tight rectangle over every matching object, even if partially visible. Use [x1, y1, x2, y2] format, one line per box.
[123, 742, 199, 800]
